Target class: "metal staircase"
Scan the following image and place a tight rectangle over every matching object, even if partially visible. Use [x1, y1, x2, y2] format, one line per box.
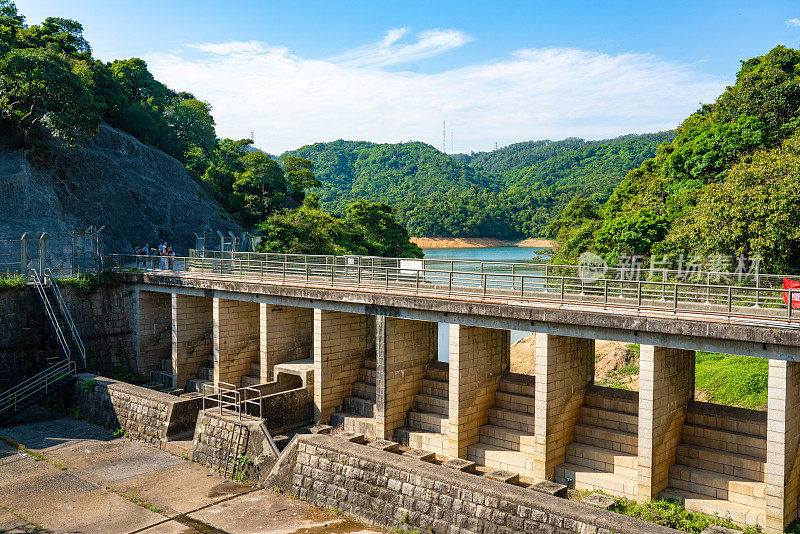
[0, 270, 83, 424]
[0, 359, 76, 424]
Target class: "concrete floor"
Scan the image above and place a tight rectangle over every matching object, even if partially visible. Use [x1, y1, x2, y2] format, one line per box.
[0, 408, 379, 534]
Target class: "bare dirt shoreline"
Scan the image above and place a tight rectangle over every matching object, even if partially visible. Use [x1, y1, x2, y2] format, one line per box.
[411, 236, 554, 249]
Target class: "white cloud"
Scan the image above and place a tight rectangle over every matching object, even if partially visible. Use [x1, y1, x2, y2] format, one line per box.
[787, 18, 800, 27]
[329, 28, 472, 68]
[145, 31, 726, 154]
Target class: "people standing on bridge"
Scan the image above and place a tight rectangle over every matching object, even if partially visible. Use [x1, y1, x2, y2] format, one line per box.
[151, 245, 159, 269]
[168, 247, 175, 270]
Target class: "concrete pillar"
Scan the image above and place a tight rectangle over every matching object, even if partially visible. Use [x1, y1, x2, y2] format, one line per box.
[259, 303, 313, 382]
[136, 290, 171, 377]
[533, 333, 594, 481]
[171, 293, 212, 389]
[313, 309, 369, 423]
[447, 324, 510, 459]
[765, 360, 800, 533]
[637, 345, 693, 501]
[213, 298, 260, 387]
[375, 316, 437, 440]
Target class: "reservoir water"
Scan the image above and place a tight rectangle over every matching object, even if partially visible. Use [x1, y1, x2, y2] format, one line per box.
[423, 247, 547, 361]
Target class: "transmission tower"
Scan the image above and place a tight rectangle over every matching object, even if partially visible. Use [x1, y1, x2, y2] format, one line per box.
[442, 121, 446, 153]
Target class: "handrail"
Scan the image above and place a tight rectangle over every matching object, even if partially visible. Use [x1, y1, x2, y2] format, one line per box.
[0, 359, 76, 415]
[45, 268, 86, 369]
[191, 249, 785, 289]
[31, 269, 71, 361]
[107, 253, 800, 324]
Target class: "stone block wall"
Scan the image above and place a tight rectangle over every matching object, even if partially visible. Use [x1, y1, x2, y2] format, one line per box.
[260, 304, 313, 382]
[214, 298, 259, 386]
[0, 284, 136, 391]
[192, 409, 277, 479]
[448, 324, 510, 458]
[287, 434, 681, 534]
[534, 333, 594, 480]
[375, 316, 436, 440]
[314, 309, 369, 423]
[72, 374, 202, 445]
[172, 293, 212, 389]
[136, 290, 171, 376]
[638, 345, 693, 501]
[766, 360, 800, 533]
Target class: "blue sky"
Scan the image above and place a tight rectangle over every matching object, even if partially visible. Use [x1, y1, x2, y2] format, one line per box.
[15, 1, 800, 153]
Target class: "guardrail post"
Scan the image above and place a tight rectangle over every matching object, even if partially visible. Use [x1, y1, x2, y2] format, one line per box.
[416, 269, 419, 292]
[727, 286, 732, 316]
[674, 283, 679, 313]
[790, 290, 794, 319]
[604, 280, 608, 307]
[520, 276, 524, 299]
[449, 271, 453, 294]
[482, 273, 487, 297]
[637, 281, 642, 308]
[560, 277, 565, 302]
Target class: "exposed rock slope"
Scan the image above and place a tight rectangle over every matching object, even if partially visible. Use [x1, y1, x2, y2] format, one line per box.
[0, 123, 240, 254]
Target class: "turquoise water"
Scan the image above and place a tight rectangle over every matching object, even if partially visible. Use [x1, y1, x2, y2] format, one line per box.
[424, 247, 544, 361]
[423, 246, 544, 262]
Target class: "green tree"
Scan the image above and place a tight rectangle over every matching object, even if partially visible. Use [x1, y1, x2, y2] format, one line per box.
[345, 200, 423, 258]
[0, 47, 99, 146]
[283, 155, 320, 204]
[232, 151, 287, 226]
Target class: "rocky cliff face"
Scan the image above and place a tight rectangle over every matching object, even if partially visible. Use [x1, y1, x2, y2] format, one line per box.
[0, 123, 241, 254]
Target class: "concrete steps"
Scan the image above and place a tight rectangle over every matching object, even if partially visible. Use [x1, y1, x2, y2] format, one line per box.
[478, 424, 536, 454]
[466, 372, 536, 477]
[667, 464, 765, 508]
[554, 462, 637, 499]
[331, 357, 378, 429]
[330, 413, 376, 439]
[396, 362, 451, 457]
[466, 443, 535, 474]
[564, 442, 638, 479]
[407, 410, 448, 433]
[659, 487, 765, 527]
[675, 443, 764, 482]
[554, 386, 639, 498]
[240, 375, 260, 387]
[394, 427, 448, 457]
[664, 403, 767, 529]
[186, 378, 211, 393]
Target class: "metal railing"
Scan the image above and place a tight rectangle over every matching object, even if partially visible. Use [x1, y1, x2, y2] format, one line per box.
[107, 253, 800, 324]
[45, 268, 86, 369]
[31, 269, 71, 361]
[201, 382, 263, 420]
[191, 250, 784, 290]
[0, 359, 76, 417]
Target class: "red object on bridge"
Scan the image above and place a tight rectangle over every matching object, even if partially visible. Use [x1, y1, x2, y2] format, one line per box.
[783, 278, 800, 309]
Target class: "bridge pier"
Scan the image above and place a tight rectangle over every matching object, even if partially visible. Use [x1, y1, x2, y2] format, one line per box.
[313, 309, 371, 424]
[212, 298, 259, 388]
[259, 304, 313, 383]
[765, 360, 800, 534]
[447, 324, 510, 459]
[534, 333, 594, 481]
[374, 316, 437, 440]
[171, 293, 213, 390]
[637, 345, 694, 501]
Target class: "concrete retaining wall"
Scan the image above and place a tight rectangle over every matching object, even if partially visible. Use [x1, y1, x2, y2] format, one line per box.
[72, 374, 202, 445]
[0, 284, 136, 391]
[285, 434, 681, 534]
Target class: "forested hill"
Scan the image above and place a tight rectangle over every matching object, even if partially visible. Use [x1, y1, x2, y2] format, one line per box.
[283, 140, 499, 212]
[549, 45, 800, 274]
[283, 132, 673, 240]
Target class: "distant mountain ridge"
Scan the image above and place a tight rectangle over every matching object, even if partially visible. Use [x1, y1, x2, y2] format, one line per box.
[282, 132, 674, 239]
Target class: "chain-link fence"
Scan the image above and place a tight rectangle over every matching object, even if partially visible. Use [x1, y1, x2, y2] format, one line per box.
[0, 229, 104, 279]
[194, 232, 260, 255]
